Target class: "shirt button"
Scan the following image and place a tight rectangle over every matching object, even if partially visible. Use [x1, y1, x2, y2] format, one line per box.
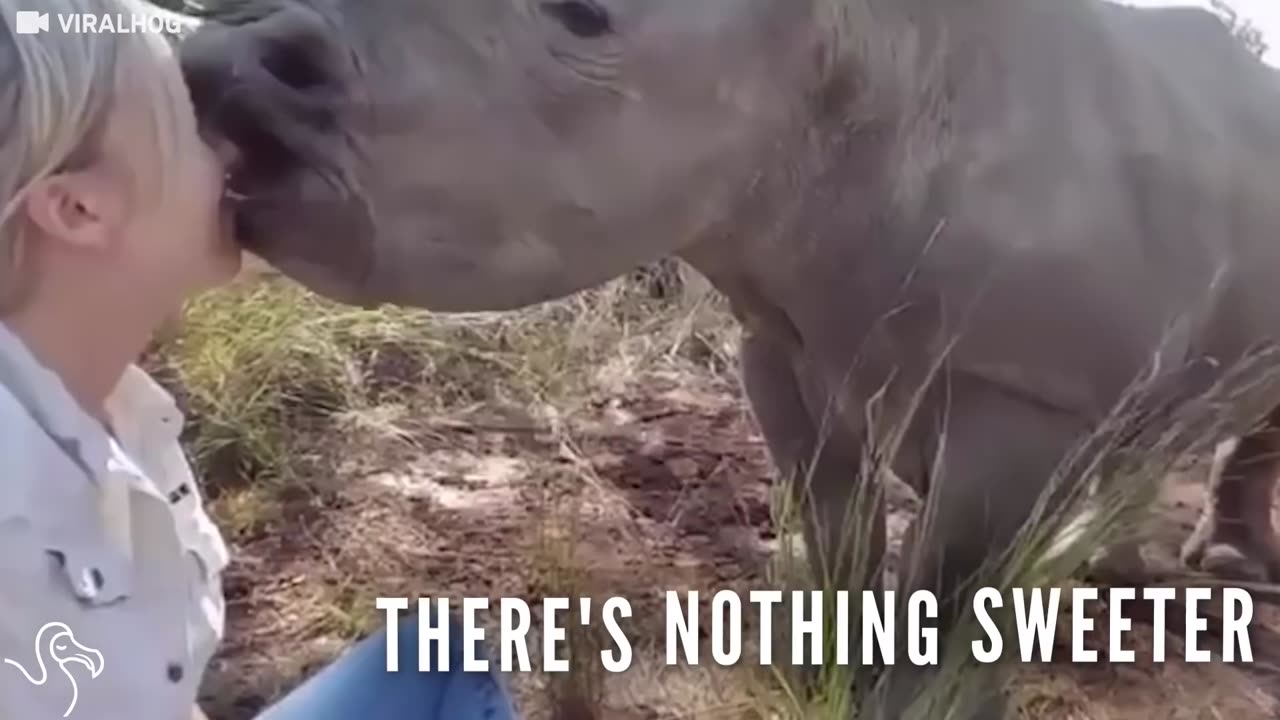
[167, 663, 184, 683]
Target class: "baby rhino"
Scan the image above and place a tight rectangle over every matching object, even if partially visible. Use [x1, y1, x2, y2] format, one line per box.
[179, 0, 1280, 716]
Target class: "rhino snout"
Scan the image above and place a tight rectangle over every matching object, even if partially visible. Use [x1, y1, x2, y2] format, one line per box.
[179, 3, 371, 259]
[180, 3, 361, 186]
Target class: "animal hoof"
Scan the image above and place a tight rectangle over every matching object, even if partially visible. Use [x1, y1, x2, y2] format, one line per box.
[1085, 542, 1148, 583]
[1183, 541, 1270, 583]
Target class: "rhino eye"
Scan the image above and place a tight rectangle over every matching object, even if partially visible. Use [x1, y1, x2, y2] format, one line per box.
[540, 0, 613, 38]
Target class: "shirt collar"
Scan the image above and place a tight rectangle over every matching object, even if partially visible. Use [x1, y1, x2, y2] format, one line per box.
[105, 365, 185, 446]
[0, 322, 182, 482]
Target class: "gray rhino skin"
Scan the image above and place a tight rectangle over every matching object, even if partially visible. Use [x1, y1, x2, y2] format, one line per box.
[180, 0, 1280, 715]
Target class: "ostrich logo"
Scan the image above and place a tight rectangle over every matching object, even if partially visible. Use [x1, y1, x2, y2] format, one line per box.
[3, 622, 105, 717]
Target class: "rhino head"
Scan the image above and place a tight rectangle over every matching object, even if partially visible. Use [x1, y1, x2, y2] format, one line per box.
[180, 0, 829, 310]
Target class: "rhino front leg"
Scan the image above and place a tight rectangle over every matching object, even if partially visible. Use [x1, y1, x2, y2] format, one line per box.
[739, 332, 885, 596]
[1183, 409, 1280, 582]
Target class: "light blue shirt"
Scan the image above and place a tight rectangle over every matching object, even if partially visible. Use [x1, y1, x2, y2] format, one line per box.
[0, 323, 228, 720]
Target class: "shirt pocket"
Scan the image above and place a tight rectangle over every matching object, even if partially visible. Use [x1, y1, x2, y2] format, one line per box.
[29, 482, 134, 608]
[0, 545, 193, 720]
[47, 540, 133, 607]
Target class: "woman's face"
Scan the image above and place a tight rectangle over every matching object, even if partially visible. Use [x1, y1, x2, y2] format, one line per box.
[100, 36, 241, 300]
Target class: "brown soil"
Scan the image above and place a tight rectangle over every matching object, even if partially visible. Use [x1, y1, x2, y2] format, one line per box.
[196, 370, 1280, 720]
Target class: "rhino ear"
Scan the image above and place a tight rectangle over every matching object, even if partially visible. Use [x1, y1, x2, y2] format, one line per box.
[539, 0, 614, 38]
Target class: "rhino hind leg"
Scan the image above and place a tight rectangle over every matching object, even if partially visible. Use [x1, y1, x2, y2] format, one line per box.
[901, 381, 1086, 618]
[1182, 415, 1280, 582]
[873, 380, 1087, 720]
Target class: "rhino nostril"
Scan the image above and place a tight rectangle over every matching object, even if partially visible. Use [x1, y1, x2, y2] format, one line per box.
[260, 40, 328, 91]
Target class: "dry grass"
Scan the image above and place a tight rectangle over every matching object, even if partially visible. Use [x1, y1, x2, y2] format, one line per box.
[149, 261, 1280, 720]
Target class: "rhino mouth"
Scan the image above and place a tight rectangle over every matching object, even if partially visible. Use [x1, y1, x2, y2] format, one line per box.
[180, 1, 373, 258]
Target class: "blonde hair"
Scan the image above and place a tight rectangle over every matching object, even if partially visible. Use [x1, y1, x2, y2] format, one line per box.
[0, 0, 184, 310]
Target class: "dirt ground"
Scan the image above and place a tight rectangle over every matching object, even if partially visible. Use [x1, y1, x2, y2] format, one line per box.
[195, 367, 1280, 720]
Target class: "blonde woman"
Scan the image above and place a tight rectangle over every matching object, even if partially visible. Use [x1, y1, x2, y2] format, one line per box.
[0, 2, 516, 718]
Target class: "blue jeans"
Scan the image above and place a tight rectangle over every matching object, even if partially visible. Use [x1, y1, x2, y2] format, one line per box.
[256, 614, 519, 720]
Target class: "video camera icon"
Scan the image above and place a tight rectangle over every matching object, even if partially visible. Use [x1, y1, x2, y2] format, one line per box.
[14, 10, 50, 34]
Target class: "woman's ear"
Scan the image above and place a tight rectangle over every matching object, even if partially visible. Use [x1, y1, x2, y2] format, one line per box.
[20, 169, 128, 254]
